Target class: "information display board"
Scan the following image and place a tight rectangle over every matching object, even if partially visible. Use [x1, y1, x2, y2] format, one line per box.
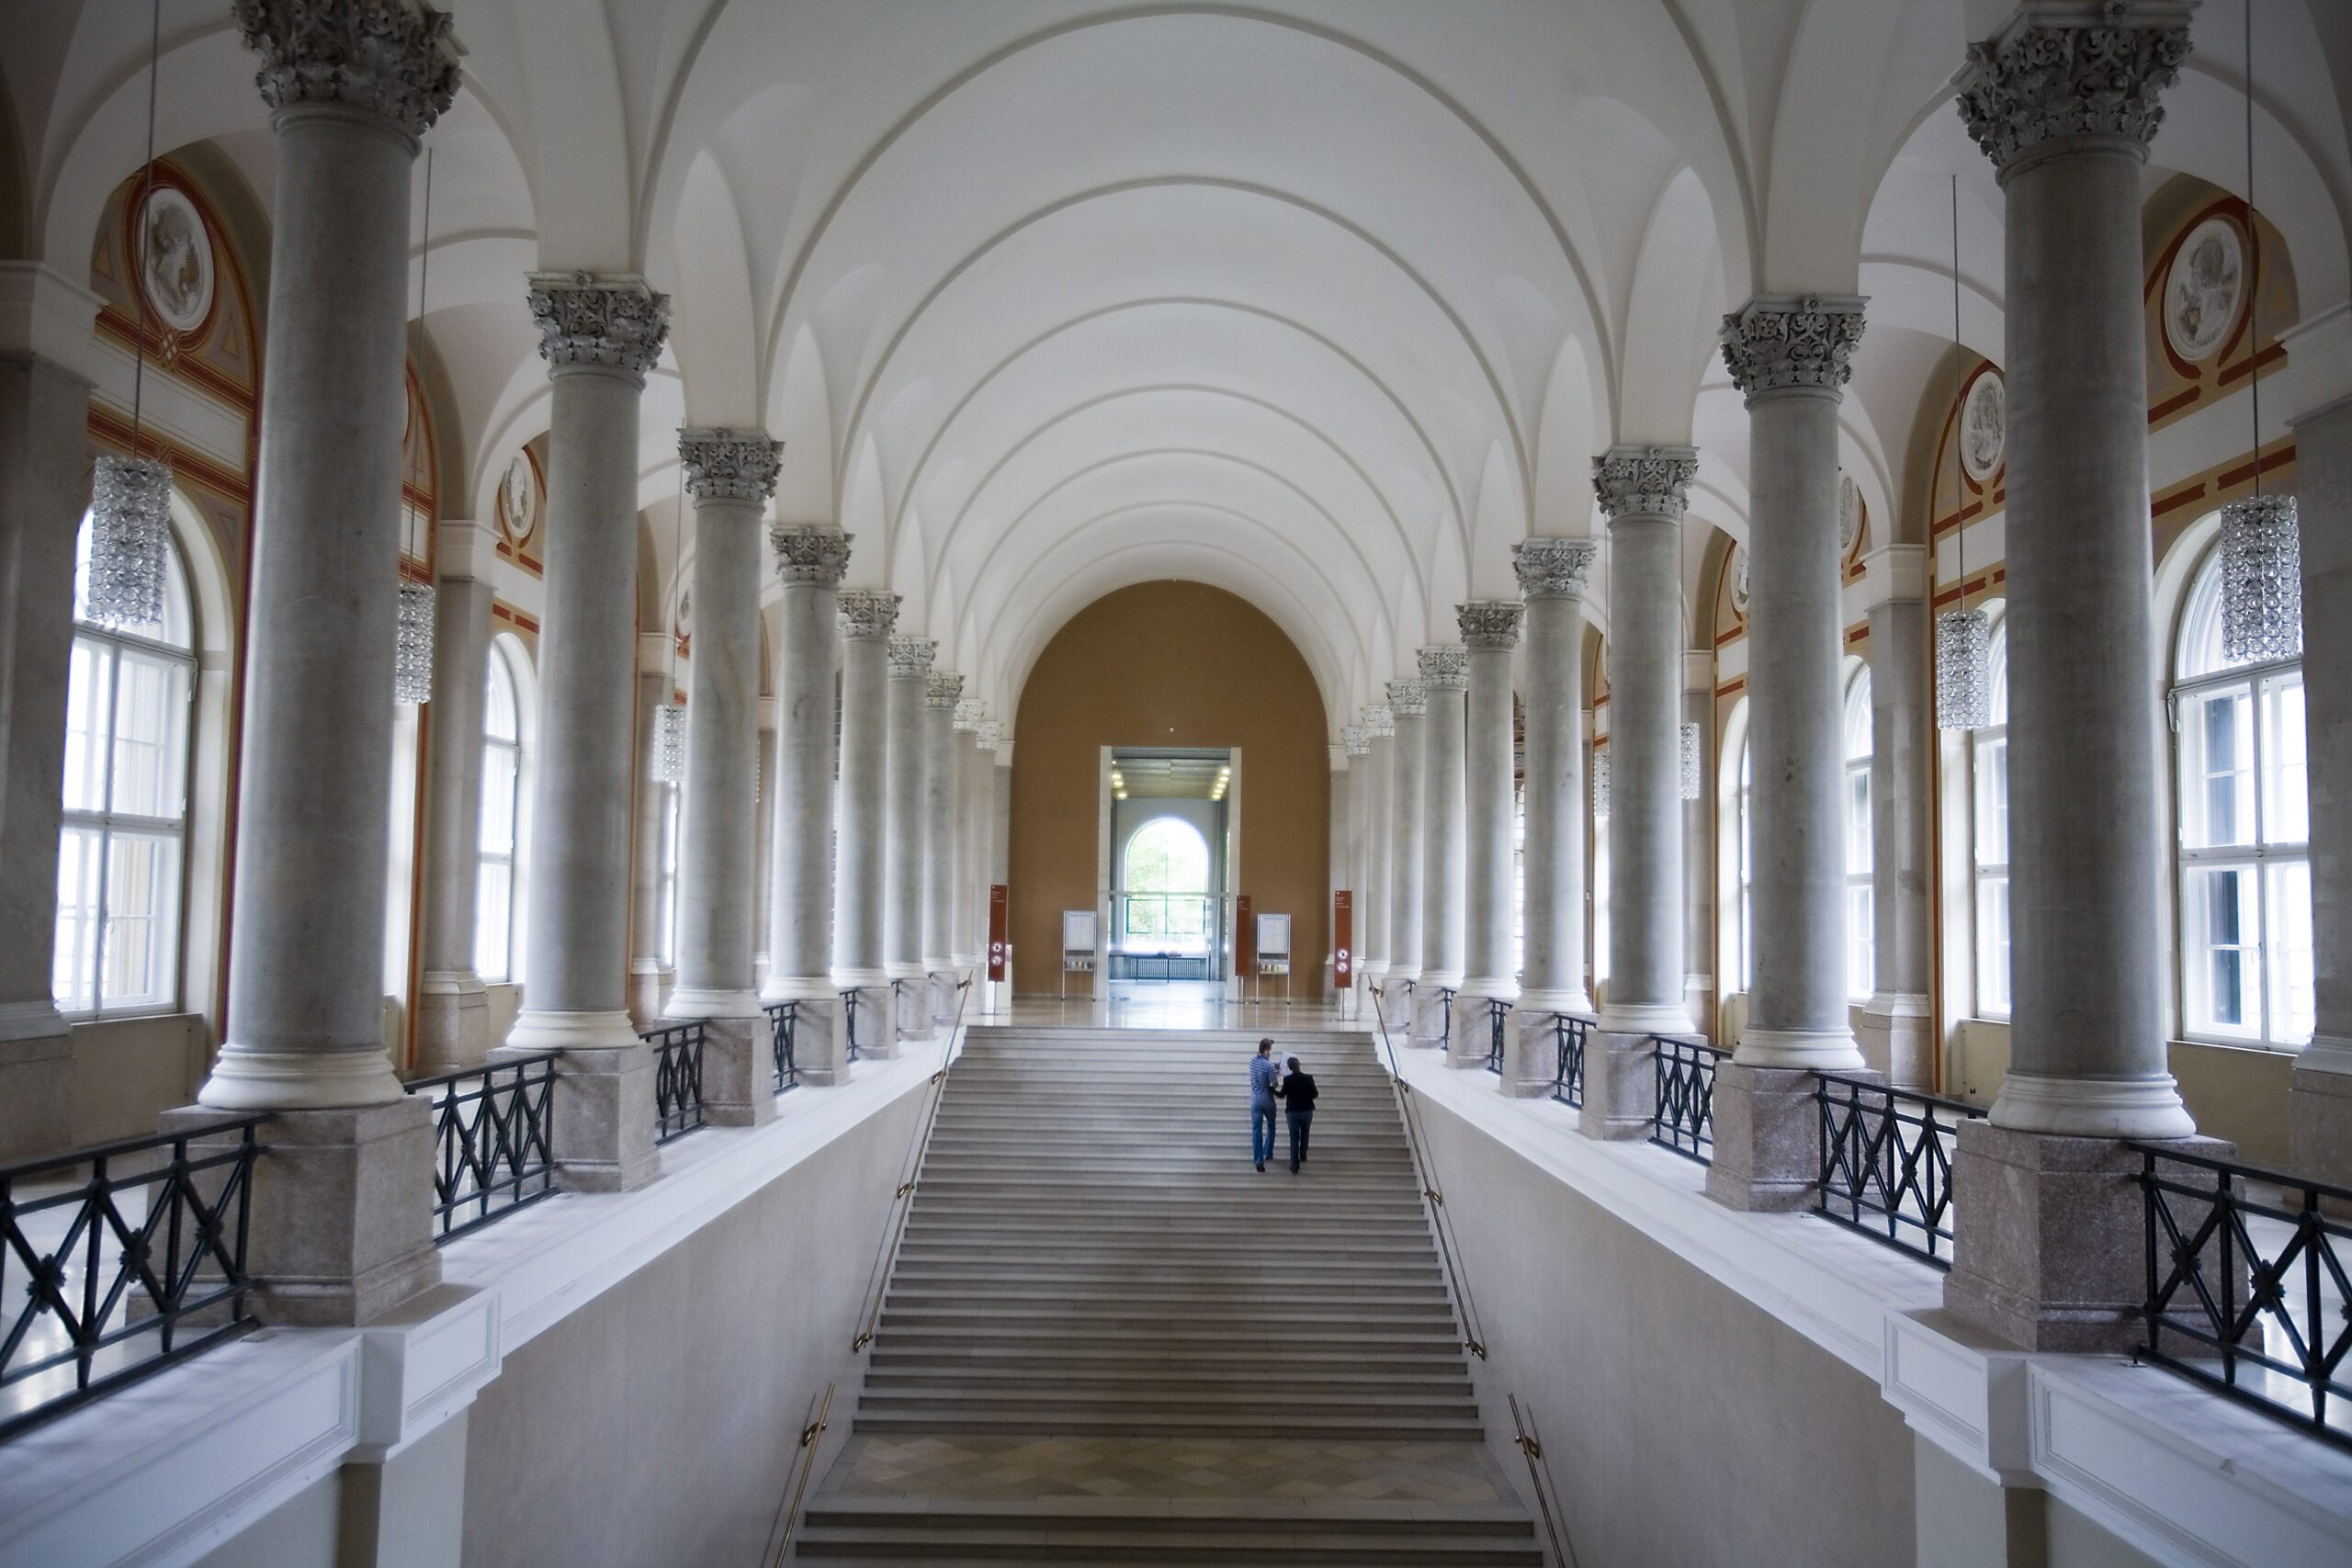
[1255, 912, 1290, 958]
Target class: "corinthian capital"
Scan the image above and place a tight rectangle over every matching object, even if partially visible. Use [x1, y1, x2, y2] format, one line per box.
[927, 669, 964, 707]
[1956, 4, 2194, 173]
[1720, 296, 1866, 400]
[526, 273, 672, 385]
[1513, 537, 1597, 599]
[1363, 705, 1395, 739]
[836, 589, 899, 640]
[1457, 602, 1524, 649]
[976, 721, 1002, 751]
[680, 428, 782, 502]
[955, 700, 986, 730]
[888, 635, 936, 681]
[772, 526, 851, 585]
[1591, 446, 1700, 522]
[232, 0, 462, 139]
[1342, 726, 1370, 757]
[1385, 680, 1426, 718]
[1417, 646, 1469, 692]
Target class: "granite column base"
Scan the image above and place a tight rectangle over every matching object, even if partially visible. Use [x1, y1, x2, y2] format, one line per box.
[783, 997, 845, 1087]
[1449, 995, 1505, 1070]
[892, 978, 933, 1049]
[413, 973, 489, 1075]
[492, 1030, 659, 1193]
[842, 985, 894, 1063]
[1707, 1062, 1849, 1213]
[696, 1014, 774, 1128]
[1858, 1007, 1935, 1092]
[2289, 1061, 2352, 1201]
[1409, 985, 1454, 1052]
[0, 1028, 74, 1163]
[1578, 1032, 1658, 1141]
[931, 970, 963, 1029]
[1503, 1010, 1575, 1100]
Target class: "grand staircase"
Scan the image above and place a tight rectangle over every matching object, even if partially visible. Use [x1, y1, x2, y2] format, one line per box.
[794, 1025, 1542, 1564]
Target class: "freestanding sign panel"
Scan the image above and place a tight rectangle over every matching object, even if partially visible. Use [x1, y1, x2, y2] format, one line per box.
[1235, 895, 1253, 969]
[988, 885, 1008, 981]
[1333, 890, 1352, 984]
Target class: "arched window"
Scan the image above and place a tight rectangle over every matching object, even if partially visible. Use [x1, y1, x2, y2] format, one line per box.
[56, 512, 196, 1015]
[2173, 548, 2311, 1046]
[476, 642, 522, 983]
[1973, 620, 2011, 1018]
[1843, 666, 1874, 1001]
[1123, 815, 1212, 944]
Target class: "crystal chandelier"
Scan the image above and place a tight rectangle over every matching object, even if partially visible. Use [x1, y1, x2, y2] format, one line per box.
[1679, 723, 1702, 801]
[1590, 750, 1610, 818]
[86, 454, 174, 629]
[2218, 494, 2301, 663]
[654, 701, 686, 784]
[1936, 608, 1990, 730]
[393, 581, 435, 703]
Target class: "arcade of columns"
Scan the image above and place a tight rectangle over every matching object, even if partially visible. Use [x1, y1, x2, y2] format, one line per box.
[2, 3, 2341, 1354]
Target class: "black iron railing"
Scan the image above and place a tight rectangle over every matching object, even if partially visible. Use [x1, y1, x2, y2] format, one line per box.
[643, 1021, 707, 1143]
[1, 1117, 265, 1441]
[1815, 1073, 1983, 1269]
[768, 1001, 802, 1093]
[1482, 998, 1510, 1075]
[1424, 987, 1453, 1047]
[406, 1052, 559, 1242]
[1651, 1037, 1725, 1164]
[842, 987, 867, 1060]
[2132, 1144, 2352, 1452]
[1551, 1015, 1590, 1109]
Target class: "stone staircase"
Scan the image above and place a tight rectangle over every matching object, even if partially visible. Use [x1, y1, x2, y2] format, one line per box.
[795, 1025, 1542, 1564]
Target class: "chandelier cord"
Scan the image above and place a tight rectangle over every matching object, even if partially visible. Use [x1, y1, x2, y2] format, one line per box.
[1951, 174, 1964, 599]
[413, 146, 433, 564]
[129, 0, 162, 455]
[2244, 0, 2262, 501]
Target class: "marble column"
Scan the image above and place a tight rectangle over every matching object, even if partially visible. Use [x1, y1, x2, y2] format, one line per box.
[886, 634, 935, 1046]
[977, 721, 1007, 1012]
[761, 528, 850, 1083]
[2290, 391, 2352, 1183]
[955, 701, 987, 983]
[1943, 4, 2210, 1348]
[1455, 606, 1523, 1066]
[495, 272, 671, 1194]
[1383, 680, 1426, 1034]
[1859, 545, 1934, 1089]
[626, 659, 672, 1028]
[1341, 726, 1370, 1017]
[1585, 448, 1698, 1139]
[414, 520, 497, 1072]
[831, 590, 896, 1060]
[0, 343, 91, 1162]
[1412, 647, 1469, 1053]
[1361, 706, 1394, 993]
[178, 0, 460, 1321]
[752, 709, 775, 993]
[663, 429, 780, 1128]
[922, 668, 963, 1026]
[1683, 653, 1716, 1034]
[1510, 539, 1597, 1099]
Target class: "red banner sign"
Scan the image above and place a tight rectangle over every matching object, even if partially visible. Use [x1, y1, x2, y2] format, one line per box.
[987, 885, 1008, 981]
[1333, 890, 1352, 984]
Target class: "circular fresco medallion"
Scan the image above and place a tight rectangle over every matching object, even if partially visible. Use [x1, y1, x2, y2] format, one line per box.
[1730, 545, 1750, 614]
[1961, 369, 2005, 485]
[499, 454, 537, 544]
[2164, 217, 2245, 363]
[1838, 473, 1862, 554]
[136, 185, 216, 335]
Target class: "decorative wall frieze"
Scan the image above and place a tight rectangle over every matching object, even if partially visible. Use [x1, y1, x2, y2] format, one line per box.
[1342, 726, 1370, 757]
[955, 700, 986, 731]
[526, 273, 672, 385]
[927, 669, 964, 707]
[232, 0, 462, 139]
[1418, 645, 1469, 691]
[888, 635, 936, 681]
[1457, 601, 1524, 649]
[772, 525, 851, 585]
[1591, 446, 1700, 522]
[1512, 537, 1598, 600]
[1720, 296, 1867, 399]
[836, 589, 899, 640]
[679, 427, 782, 502]
[1955, 4, 2193, 172]
[1364, 705, 1395, 738]
[1385, 681, 1426, 718]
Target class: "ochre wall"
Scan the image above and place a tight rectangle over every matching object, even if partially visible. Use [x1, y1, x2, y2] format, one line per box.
[1009, 581, 1329, 993]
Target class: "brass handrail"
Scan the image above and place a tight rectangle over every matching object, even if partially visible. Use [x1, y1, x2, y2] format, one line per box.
[1368, 984, 1487, 1359]
[1509, 1393, 1582, 1568]
[851, 974, 973, 1351]
[766, 1382, 834, 1568]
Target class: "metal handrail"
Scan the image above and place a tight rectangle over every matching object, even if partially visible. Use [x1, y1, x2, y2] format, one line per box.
[767, 1000, 801, 1093]
[1650, 1035, 1726, 1164]
[1369, 984, 1487, 1360]
[1509, 1393, 1583, 1568]
[0, 1116, 266, 1441]
[841, 987, 866, 1060]
[765, 1382, 835, 1568]
[1552, 1014, 1592, 1109]
[1814, 1071, 1984, 1269]
[405, 1051, 560, 1242]
[851, 976, 973, 1352]
[1482, 996, 1509, 1075]
[641, 1020, 708, 1143]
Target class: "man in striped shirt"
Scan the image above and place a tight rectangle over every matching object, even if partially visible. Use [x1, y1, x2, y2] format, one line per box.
[1250, 1039, 1280, 1171]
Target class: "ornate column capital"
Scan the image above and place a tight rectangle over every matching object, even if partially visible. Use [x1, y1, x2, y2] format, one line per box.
[1956, 4, 2194, 175]
[680, 428, 782, 502]
[1720, 296, 1867, 400]
[1513, 537, 1598, 600]
[1457, 601, 1524, 649]
[1417, 646, 1469, 691]
[772, 525, 851, 585]
[1385, 680, 1426, 717]
[975, 721, 1002, 751]
[1363, 705, 1395, 738]
[888, 635, 936, 681]
[232, 0, 462, 140]
[954, 700, 986, 731]
[1591, 446, 1700, 522]
[526, 273, 672, 386]
[927, 669, 964, 707]
[1342, 726, 1370, 756]
[836, 588, 899, 640]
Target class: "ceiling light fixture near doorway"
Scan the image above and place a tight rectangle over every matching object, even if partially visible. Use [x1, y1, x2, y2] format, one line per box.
[1936, 173, 1992, 730]
[393, 146, 438, 704]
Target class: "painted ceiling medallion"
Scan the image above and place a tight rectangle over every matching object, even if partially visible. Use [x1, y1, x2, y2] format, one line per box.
[1960, 369, 2005, 485]
[499, 453, 537, 543]
[2164, 217, 2245, 364]
[137, 185, 215, 335]
[1838, 473, 1862, 554]
[1730, 545, 1750, 614]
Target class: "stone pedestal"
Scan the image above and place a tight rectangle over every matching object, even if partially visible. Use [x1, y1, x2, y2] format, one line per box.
[893, 976, 933, 1047]
[1503, 1010, 1570, 1099]
[695, 1013, 772, 1128]
[1409, 984, 1453, 1051]
[786, 996, 847, 1088]
[1578, 1032, 1658, 1141]
[413, 972, 488, 1076]
[1944, 1121, 2229, 1352]
[1374, 979, 1414, 1043]
[932, 971, 962, 1029]
[0, 1027, 74, 1164]
[163, 1099, 440, 1327]
[1858, 1005, 1935, 1091]
[842, 984, 894, 1063]
[1705, 1062, 1843, 1213]
[495, 1029, 658, 1192]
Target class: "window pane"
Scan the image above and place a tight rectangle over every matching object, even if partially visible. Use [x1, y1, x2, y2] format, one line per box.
[1974, 873, 2010, 1017]
[63, 638, 115, 814]
[2178, 686, 2254, 849]
[481, 742, 518, 855]
[1846, 764, 1872, 875]
[102, 830, 180, 1010]
[2261, 673, 2308, 845]
[484, 650, 519, 743]
[1844, 669, 1873, 761]
[108, 649, 189, 820]
[475, 861, 512, 983]
[2266, 860, 2314, 1046]
[2183, 865, 2256, 1036]
[53, 827, 105, 1010]
[1847, 884, 1873, 1002]
[1973, 734, 2007, 867]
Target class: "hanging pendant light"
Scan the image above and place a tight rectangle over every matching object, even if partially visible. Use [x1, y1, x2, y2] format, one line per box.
[2217, 5, 2301, 665]
[1590, 750, 1610, 818]
[90, 0, 174, 630]
[1678, 723, 1702, 801]
[653, 699, 687, 784]
[393, 149, 436, 704]
[1936, 174, 1991, 730]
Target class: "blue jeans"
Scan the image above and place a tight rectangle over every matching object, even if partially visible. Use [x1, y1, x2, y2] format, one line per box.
[1251, 1099, 1277, 1164]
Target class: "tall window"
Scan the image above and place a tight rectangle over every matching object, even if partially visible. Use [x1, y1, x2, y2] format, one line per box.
[658, 781, 681, 969]
[1843, 667, 1874, 1002]
[1736, 735, 1752, 992]
[476, 644, 521, 982]
[1590, 744, 1610, 988]
[1973, 622, 2011, 1018]
[56, 512, 195, 1015]
[2173, 550, 2311, 1046]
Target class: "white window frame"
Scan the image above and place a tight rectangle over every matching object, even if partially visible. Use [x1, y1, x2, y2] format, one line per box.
[476, 641, 523, 984]
[1843, 664, 1874, 1003]
[1971, 618, 2012, 1020]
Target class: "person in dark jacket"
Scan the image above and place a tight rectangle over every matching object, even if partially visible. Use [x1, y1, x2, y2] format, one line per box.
[1274, 1056, 1317, 1173]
